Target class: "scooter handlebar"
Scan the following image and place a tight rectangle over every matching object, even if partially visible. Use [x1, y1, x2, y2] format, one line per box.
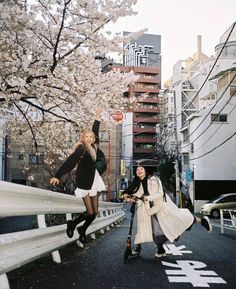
[123, 194, 146, 202]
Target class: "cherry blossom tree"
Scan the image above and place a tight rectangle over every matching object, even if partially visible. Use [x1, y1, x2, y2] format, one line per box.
[0, 0, 144, 158]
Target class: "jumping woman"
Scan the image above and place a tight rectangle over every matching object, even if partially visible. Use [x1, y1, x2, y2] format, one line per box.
[50, 107, 105, 243]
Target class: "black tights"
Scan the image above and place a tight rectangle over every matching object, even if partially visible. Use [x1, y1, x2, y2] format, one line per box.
[135, 215, 168, 251]
[151, 215, 168, 248]
[73, 194, 98, 232]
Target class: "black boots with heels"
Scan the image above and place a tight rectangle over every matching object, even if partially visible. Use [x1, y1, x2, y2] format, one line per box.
[66, 212, 97, 243]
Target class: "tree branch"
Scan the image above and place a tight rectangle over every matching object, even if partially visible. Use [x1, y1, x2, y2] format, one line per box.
[21, 98, 79, 126]
[50, 0, 71, 73]
[60, 18, 111, 60]
[13, 102, 38, 150]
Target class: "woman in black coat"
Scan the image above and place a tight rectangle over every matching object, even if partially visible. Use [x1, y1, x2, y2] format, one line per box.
[50, 108, 105, 243]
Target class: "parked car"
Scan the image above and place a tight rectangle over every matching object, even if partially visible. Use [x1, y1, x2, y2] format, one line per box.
[200, 193, 236, 218]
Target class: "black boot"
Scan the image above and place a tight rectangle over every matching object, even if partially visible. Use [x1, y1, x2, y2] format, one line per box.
[66, 220, 75, 238]
[77, 214, 96, 243]
[66, 212, 88, 239]
[77, 226, 87, 243]
[134, 244, 141, 255]
[155, 244, 166, 258]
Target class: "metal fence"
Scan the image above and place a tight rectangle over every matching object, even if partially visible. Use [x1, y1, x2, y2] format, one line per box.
[220, 209, 236, 234]
[0, 181, 124, 289]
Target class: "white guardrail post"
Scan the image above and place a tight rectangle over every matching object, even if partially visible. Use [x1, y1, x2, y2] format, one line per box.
[37, 215, 61, 263]
[0, 181, 125, 289]
[0, 274, 9, 289]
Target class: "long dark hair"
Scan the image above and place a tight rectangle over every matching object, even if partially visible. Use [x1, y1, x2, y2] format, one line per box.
[124, 167, 151, 196]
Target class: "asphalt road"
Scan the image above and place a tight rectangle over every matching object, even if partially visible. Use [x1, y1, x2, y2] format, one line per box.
[7, 207, 236, 289]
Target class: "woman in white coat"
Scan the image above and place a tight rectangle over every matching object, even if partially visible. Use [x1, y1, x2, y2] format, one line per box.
[123, 166, 212, 258]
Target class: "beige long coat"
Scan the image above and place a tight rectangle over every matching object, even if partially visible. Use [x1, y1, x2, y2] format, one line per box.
[132, 177, 154, 244]
[134, 176, 194, 244]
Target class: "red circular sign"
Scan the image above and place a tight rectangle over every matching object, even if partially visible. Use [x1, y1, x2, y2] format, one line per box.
[112, 111, 125, 124]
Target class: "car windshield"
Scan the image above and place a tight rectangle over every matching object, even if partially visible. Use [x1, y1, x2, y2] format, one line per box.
[206, 195, 224, 203]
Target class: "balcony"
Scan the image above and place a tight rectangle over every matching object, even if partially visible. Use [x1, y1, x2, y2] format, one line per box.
[133, 147, 157, 154]
[133, 127, 156, 133]
[133, 117, 159, 123]
[133, 66, 160, 74]
[138, 76, 159, 84]
[134, 86, 159, 93]
[134, 107, 159, 113]
[133, 137, 157, 143]
[138, 97, 159, 104]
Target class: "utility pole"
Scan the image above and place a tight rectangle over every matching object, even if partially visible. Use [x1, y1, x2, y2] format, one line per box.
[107, 132, 111, 202]
[156, 124, 161, 174]
[173, 90, 181, 206]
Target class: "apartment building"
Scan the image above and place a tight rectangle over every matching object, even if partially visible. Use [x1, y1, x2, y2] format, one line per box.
[168, 24, 236, 212]
[121, 33, 162, 178]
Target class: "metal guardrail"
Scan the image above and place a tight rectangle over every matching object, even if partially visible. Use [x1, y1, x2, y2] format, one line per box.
[220, 209, 236, 234]
[0, 181, 125, 289]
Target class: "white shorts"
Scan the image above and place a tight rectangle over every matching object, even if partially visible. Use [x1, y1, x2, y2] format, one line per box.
[74, 170, 106, 198]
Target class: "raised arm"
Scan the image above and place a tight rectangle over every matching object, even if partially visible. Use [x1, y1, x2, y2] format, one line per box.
[92, 120, 100, 145]
[92, 107, 102, 145]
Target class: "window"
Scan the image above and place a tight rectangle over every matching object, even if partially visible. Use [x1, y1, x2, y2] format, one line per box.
[218, 195, 235, 203]
[191, 143, 194, 153]
[182, 130, 189, 143]
[224, 45, 236, 57]
[100, 132, 109, 141]
[211, 113, 227, 123]
[219, 114, 227, 122]
[140, 57, 146, 64]
[18, 154, 24, 160]
[183, 154, 189, 166]
[29, 154, 43, 165]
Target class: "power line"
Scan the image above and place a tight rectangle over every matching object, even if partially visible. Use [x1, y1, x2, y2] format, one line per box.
[182, 73, 236, 147]
[193, 102, 236, 153]
[182, 21, 236, 111]
[171, 21, 236, 122]
[189, 129, 236, 161]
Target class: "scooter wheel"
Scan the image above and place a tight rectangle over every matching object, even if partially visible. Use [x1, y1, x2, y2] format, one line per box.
[124, 247, 132, 263]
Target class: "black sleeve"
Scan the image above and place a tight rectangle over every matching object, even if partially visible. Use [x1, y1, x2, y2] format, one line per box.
[122, 187, 133, 195]
[120, 180, 137, 203]
[55, 145, 84, 179]
[122, 178, 138, 195]
[92, 120, 100, 145]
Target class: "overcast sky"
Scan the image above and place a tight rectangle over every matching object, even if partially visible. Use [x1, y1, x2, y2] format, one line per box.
[108, 0, 236, 84]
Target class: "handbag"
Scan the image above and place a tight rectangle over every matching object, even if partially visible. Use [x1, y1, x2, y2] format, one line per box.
[95, 148, 107, 175]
